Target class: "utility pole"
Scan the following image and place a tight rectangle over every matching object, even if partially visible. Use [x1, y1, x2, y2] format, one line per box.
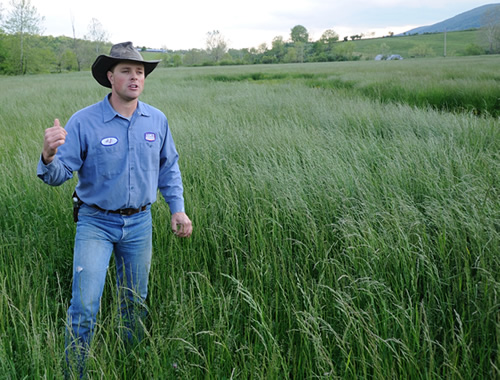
[444, 28, 447, 57]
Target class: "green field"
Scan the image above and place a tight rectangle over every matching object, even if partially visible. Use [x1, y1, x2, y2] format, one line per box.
[0, 56, 499, 379]
[349, 29, 486, 58]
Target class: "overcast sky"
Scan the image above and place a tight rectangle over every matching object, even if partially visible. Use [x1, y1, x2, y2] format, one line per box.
[8, 0, 494, 50]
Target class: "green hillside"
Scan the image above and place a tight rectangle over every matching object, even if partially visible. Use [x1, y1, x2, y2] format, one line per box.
[348, 29, 485, 59]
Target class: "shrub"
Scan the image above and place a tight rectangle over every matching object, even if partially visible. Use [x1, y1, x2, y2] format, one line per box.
[463, 43, 485, 56]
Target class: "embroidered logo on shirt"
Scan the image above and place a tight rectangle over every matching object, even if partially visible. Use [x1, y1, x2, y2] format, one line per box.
[101, 137, 118, 146]
[145, 133, 156, 142]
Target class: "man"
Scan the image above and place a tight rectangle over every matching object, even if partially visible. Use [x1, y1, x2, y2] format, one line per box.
[37, 41, 192, 373]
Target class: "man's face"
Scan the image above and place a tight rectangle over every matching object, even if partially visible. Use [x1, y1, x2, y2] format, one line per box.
[107, 61, 145, 101]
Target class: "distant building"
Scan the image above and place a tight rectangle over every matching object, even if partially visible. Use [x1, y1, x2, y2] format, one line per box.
[135, 48, 167, 53]
[374, 54, 404, 60]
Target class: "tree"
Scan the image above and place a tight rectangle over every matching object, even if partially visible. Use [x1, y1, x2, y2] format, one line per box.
[271, 35, 286, 61]
[295, 42, 305, 63]
[172, 54, 182, 67]
[334, 41, 355, 60]
[408, 43, 435, 58]
[315, 29, 339, 56]
[206, 30, 228, 63]
[257, 42, 267, 54]
[70, 15, 84, 71]
[284, 47, 297, 63]
[242, 48, 258, 64]
[68, 15, 100, 72]
[463, 43, 485, 56]
[85, 18, 109, 55]
[320, 29, 339, 44]
[2, 0, 44, 74]
[0, 5, 6, 70]
[0, 32, 10, 72]
[481, 5, 500, 53]
[61, 49, 77, 71]
[290, 25, 309, 44]
[183, 48, 208, 66]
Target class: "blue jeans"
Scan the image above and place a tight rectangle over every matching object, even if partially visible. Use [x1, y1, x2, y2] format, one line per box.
[65, 204, 152, 373]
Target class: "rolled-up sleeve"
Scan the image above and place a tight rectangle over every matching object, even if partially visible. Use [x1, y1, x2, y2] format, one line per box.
[37, 155, 74, 186]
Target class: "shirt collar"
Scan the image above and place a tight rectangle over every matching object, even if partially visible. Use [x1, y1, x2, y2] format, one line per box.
[102, 94, 150, 122]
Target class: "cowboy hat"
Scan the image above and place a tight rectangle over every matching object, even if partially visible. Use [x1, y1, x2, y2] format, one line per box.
[91, 41, 161, 88]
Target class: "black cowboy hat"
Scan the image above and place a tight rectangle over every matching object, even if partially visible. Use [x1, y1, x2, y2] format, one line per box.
[91, 41, 161, 88]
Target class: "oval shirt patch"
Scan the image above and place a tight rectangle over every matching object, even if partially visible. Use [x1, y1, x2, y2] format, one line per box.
[101, 137, 118, 146]
[145, 133, 156, 142]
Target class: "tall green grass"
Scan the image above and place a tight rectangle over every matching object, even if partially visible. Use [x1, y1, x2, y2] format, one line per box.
[202, 56, 500, 116]
[0, 57, 498, 378]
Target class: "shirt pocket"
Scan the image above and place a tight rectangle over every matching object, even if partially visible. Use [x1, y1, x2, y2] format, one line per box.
[139, 141, 160, 172]
[96, 144, 124, 179]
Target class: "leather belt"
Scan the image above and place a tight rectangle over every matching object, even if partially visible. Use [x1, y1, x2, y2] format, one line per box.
[91, 204, 147, 216]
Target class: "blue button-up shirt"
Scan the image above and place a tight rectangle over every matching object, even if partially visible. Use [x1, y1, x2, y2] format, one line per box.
[37, 95, 185, 214]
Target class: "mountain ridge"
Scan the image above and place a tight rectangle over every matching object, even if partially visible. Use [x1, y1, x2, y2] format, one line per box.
[403, 3, 500, 35]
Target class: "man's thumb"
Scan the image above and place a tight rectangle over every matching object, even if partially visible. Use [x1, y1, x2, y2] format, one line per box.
[54, 118, 61, 127]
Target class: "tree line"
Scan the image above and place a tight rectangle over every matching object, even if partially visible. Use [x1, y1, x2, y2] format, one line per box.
[0, 0, 378, 75]
[0, 1, 358, 77]
[175, 26, 359, 68]
[1, 0, 499, 76]
[0, 0, 111, 75]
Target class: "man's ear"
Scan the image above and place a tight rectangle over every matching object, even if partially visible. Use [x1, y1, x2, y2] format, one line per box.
[107, 70, 114, 86]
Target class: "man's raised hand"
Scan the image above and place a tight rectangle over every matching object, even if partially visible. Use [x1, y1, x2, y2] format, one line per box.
[42, 118, 67, 164]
